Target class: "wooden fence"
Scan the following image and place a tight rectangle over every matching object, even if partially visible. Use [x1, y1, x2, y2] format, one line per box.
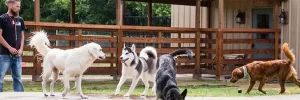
[15, 21, 280, 81]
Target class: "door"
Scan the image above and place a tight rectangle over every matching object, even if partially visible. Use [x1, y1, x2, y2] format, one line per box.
[252, 8, 273, 59]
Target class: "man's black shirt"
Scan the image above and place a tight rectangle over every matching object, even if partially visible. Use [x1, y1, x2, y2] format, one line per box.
[0, 14, 26, 55]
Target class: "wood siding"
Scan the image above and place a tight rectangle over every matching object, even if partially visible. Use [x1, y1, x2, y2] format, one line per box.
[281, 0, 300, 77]
[171, 5, 208, 47]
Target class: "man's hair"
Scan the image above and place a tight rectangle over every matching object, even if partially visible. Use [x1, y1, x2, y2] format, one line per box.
[5, 0, 20, 6]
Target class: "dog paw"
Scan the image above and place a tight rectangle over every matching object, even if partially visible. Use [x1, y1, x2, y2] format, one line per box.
[80, 95, 88, 99]
[114, 92, 119, 96]
[140, 94, 146, 97]
[260, 91, 267, 94]
[151, 89, 156, 93]
[115, 90, 120, 96]
[151, 88, 156, 93]
[44, 94, 48, 97]
[62, 93, 67, 97]
[279, 92, 286, 94]
[123, 94, 130, 98]
[50, 94, 55, 97]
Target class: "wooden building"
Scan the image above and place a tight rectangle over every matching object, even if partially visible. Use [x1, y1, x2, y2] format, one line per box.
[171, 0, 300, 78]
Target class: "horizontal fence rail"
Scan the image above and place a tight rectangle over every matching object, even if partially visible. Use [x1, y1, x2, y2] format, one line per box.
[17, 21, 280, 81]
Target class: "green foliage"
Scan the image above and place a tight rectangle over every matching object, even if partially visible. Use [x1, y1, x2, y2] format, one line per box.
[0, 0, 171, 24]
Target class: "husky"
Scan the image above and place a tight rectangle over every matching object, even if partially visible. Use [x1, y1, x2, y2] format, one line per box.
[115, 44, 158, 97]
[155, 49, 193, 100]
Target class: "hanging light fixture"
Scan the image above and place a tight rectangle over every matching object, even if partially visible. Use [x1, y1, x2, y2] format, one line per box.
[279, 9, 287, 24]
[236, 10, 245, 24]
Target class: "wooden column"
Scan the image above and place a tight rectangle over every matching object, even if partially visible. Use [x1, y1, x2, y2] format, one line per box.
[273, 0, 280, 59]
[34, 0, 40, 23]
[70, 0, 75, 23]
[33, 0, 42, 82]
[216, 0, 224, 80]
[148, 0, 152, 26]
[116, 0, 124, 79]
[193, 0, 202, 80]
[78, 29, 83, 46]
[69, 0, 76, 47]
[158, 32, 162, 48]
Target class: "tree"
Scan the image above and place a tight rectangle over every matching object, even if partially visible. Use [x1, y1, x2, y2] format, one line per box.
[1, 0, 171, 25]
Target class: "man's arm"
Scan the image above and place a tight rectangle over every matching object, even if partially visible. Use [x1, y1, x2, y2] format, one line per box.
[18, 18, 26, 56]
[18, 31, 24, 52]
[0, 29, 14, 50]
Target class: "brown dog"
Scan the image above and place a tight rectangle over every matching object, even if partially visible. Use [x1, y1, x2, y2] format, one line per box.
[230, 43, 300, 94]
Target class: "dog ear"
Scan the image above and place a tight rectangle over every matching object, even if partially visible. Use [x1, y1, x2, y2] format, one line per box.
[237, 68, 245, 79]
[123, 43, 126, 49]
[131, 44, 136, 51]
[180, 89, 187, 100]
[89, 47, 98, 58]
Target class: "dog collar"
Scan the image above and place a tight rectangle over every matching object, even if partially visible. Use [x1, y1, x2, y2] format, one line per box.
[242, 66, 248, 78]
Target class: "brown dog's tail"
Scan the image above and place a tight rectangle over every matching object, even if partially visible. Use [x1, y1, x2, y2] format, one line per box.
[282, 43, 295, 64]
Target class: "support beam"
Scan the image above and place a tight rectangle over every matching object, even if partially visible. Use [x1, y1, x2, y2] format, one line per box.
[116, 0, 124, 25]
[216, 0, 224, 80]
[193, 0, 202, 80]
[116, 0, 124, 79]
[69, 0, 76, 47]
[148, 0, 152, 26]
[33, 0, 42, 82]
[273, 0, 280, 59]
[34, 0, 40, 23]
[70, 0, 75, 23]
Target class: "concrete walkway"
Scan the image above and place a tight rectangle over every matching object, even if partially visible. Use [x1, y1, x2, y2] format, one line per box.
[0, 92, 300, 100]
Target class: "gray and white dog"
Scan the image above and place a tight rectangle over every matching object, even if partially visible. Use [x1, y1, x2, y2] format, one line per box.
[155, 49, 193, 100]
[115, 44, 158, 97]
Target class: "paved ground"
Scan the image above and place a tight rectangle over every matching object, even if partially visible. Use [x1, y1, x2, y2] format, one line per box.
[0, 92, 300, 100]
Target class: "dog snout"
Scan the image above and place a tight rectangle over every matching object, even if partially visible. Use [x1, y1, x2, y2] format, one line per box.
[99, 55, 105, 59]
[120, 57, 123, 60]
[230, 79, 237, 83]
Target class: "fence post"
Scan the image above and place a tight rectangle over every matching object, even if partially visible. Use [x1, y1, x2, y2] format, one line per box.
[116, 29, 123, 80]
[32, 0, 42, 82]
[193, 0, 202, 80]
[216, 30, 224, 80]
[274, 30, 279, 59]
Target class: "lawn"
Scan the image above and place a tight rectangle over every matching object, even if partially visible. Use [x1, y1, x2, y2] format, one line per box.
[2, 78, 300, 97]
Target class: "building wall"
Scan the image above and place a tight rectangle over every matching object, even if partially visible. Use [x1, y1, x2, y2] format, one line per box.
[171, 5, 208, 47]
[171, 0, 275, 49]
[281, 0, 300, 77]
[210, 0, 275, 49]
[171, 0, 300, 77]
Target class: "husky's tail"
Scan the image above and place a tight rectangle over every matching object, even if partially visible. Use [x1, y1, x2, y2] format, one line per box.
[140, 46, 158, 73]
[169, 49, 193, 59]
[281, 43, 295, 64]
[28, 30, 51, 57]
[140, 46, 157, 61]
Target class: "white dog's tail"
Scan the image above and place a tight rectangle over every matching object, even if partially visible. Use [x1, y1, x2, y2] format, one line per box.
[28, 30, 51, 57]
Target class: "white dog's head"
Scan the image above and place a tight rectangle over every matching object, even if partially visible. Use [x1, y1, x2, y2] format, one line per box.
[120, 44, 136, 63]
[86, 42, 106, 60]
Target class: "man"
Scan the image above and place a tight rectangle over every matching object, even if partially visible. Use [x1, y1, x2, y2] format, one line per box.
[0, 0, 25, 92]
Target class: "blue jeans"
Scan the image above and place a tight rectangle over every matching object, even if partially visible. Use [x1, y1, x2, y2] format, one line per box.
[0, 55, 24, 92]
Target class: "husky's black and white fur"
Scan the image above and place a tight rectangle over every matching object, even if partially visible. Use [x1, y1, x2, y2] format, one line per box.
[115, 44, 158, 97]
[155, 49, 193, 100]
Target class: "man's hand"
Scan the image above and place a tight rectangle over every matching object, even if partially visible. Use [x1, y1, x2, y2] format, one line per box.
[8, 47, 18, 55]
[17, 49, 23, 56]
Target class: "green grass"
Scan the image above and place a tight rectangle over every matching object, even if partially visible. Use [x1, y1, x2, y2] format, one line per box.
[2, 79, 300, 97]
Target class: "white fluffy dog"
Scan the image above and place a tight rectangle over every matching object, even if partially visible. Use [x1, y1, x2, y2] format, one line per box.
[28, 31, 106, 99]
